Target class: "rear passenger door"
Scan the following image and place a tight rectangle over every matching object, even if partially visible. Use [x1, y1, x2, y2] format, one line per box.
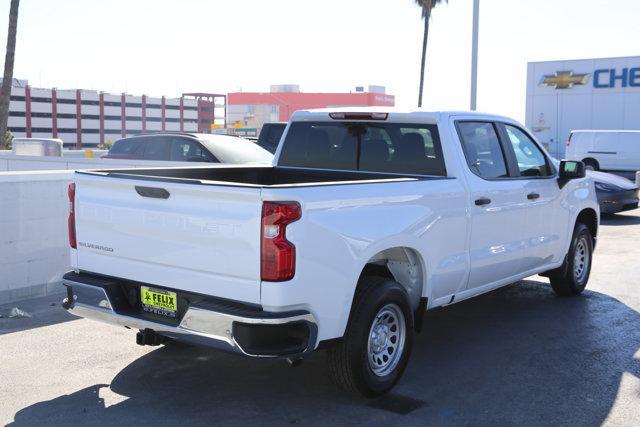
[456, 121, 533, 290]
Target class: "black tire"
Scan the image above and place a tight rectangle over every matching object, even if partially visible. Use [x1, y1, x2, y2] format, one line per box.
[327, 276, 414, 397]
[548, 223, 594, 296]
[583, 158, 599, 171]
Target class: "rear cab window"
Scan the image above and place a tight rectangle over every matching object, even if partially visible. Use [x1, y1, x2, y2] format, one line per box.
[277, 121, 447, 176]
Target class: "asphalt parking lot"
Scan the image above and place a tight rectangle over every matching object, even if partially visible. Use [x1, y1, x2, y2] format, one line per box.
[1, 211, 639, 426]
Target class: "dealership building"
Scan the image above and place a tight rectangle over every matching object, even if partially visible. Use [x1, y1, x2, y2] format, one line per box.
[4, 79, 226, 147]
[526, 55, 640, 159]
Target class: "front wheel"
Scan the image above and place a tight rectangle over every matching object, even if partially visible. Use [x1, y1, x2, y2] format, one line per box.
[548, 223, 594, 296]
[327, 277, 414, 397]
[583, 158, 599, 171]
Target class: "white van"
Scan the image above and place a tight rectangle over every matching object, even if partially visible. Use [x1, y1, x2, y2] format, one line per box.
[565, 130, 640, 172]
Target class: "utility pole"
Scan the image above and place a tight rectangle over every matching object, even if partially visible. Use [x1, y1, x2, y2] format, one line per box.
[470, 0, 479, 111]
[418, 18, 429, 108]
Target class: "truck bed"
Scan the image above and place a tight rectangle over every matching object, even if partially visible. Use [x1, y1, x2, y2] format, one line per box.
[70, 165, 446, 306]
[77, 166, 430, 187]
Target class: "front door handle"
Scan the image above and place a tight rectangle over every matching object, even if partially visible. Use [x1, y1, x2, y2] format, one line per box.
[527, 192, 540, 200]
[475, 197, 492, 206]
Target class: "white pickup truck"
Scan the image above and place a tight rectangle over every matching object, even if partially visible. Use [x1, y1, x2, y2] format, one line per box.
[62, 109, 599, 397]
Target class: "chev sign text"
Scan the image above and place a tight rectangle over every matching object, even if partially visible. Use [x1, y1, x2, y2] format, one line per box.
[593, 67, 640, 88]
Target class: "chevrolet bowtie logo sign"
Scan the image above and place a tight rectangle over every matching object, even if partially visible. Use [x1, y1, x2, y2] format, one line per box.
[539, 71, 590, 89]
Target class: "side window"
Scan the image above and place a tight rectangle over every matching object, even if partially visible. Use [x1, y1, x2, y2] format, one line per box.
[110, 139, 144, 155]
[457, 122, 508, 178]
[504, 125, 551, 177]
[142, 137, 170, 160]
[170, 138, 215, 162]
[266, 125, 285, 145]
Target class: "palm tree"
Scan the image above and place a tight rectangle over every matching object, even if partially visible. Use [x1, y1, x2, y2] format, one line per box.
[414, 0, 447, 107]
[0, 0, 20, 149]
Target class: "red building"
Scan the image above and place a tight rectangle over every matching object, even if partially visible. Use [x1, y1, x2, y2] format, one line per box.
[227, 85, 395, 129]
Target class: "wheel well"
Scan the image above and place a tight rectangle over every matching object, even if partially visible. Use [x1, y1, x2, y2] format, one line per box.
[357, 247, 424, 313]
[577, 208, 598, 240]
[582, 157, 599, 168]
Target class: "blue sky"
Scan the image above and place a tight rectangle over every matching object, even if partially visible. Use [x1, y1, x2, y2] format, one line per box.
[0, 0, 639, 121]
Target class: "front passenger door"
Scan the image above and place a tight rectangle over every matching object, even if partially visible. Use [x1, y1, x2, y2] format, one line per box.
[500, 124, 566, 268]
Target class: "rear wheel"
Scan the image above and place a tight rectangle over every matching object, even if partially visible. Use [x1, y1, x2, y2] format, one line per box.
[327, 277, 413, 397]
[583, 158, 599, 171]
[548, 223, 593, 296]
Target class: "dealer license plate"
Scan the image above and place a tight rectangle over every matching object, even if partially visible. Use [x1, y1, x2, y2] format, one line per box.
[141, 286, 177, 317]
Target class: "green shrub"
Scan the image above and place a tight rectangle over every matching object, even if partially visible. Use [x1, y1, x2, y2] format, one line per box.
[3, 130, 12, 150]
[97, 139, 114, 150]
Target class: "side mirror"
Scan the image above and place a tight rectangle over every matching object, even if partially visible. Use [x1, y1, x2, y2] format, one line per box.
[558, 160, 586, 188]
[559, 160, 586, 179]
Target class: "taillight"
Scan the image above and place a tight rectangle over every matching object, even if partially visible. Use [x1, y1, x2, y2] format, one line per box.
[566, 133, 573, 146]
[68, 183, 77, 249]
[261, 201, 301, 282]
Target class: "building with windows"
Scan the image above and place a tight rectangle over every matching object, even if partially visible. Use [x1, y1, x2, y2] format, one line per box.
[227, 84, 395, 131]
[4, 79, 226, 147]
[526, 55, 640, 159]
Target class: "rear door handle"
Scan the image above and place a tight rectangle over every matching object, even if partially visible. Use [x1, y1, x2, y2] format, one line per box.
[475, 197, 491, 206]
[527, 192, 540, 200]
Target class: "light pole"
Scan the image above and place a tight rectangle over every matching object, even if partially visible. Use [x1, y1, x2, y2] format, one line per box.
[470, 0, 480, 111]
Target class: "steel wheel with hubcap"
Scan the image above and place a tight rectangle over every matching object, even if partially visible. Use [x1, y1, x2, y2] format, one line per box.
[327, 277, 414, 397]
[573, 236, 590, 283]
[367, 303, 406, 377]
[548, 222, 594, 296]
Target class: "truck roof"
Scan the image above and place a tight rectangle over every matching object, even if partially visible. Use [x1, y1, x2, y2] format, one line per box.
[290, 107, 518, 124]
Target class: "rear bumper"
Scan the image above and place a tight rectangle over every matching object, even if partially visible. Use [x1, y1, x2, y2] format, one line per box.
[62, 271, 317, 358]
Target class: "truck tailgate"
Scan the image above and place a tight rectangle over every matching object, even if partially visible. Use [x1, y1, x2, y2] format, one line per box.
[74, 174, 263, 304]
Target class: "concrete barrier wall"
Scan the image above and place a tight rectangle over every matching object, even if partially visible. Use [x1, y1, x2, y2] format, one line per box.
[0, 156, 218, 304]
[0, 149, 108, 160]
[56, 150, 109, 158]
[0, 153, 207, 172]
[0, 171, 73, 304]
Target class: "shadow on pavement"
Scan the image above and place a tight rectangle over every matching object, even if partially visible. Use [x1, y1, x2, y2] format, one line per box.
[601, 213, 640, 226]
[10, 280, 640, 426]
[0, 294, 76, 336]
